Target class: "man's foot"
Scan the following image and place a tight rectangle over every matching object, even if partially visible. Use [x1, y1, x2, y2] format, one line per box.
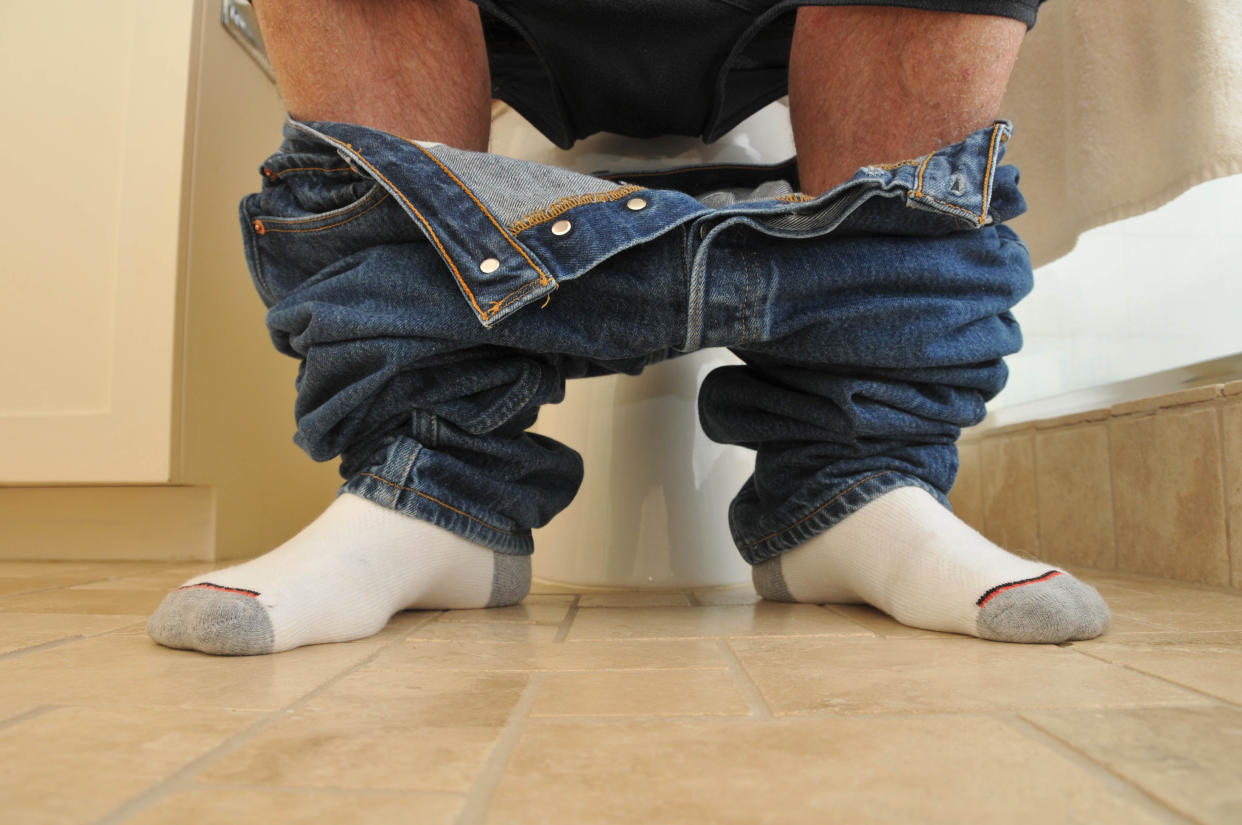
[147, 494, 529, 655]
[752, 486, 1109, 643]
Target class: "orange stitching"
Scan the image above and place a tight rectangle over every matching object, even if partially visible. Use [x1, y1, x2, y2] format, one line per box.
[741, 472, 895, 550]
[306, 134, 489, 320]
[914, 194, 985, 223]
[867, 157, 922, 172]
[267, 165, 357, 180]
[255, 192, 389, 233]
[912, 152, 934, 199]
[405, 141, 552, 288]
[486, 279, 548, 315]
[252, 186, 384, 224]
[776, 193, 815, 203]
[908, 124, 1005, 227]
[359, 473, 520, 536]
[508, 185, 645, 235]
[394, 442, 421, 508]
[980, 123, 1002, 224]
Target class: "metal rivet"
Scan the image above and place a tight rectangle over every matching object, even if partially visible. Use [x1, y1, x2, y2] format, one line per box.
[479, 258, 500, 274]
[626, 197, 648, 211]
[551, 219, 572, 236]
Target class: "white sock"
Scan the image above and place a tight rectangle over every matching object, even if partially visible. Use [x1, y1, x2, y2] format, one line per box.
[752, 486, 1109, 643]
[148, 493, 529, 655]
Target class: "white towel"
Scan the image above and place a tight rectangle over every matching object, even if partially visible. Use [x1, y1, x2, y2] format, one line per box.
[1001, 0, 1242, 266]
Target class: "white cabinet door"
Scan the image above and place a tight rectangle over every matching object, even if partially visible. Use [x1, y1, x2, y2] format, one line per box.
[0, 1, 196, 482]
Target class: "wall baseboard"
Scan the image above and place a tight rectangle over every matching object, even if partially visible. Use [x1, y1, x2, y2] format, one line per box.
[0, 486, 215, 562]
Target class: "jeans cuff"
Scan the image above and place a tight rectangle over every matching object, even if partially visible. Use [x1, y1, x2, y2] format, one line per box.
[340, 438, 535, 556]
[732, 471, 948, 565]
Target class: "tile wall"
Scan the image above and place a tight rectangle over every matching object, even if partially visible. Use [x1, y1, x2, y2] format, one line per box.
[952, 380, 1242, 590]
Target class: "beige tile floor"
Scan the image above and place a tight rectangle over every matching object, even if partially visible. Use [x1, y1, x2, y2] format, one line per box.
[2, 562, 1241, 824]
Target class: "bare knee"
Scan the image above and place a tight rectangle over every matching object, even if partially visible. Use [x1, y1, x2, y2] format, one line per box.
[253, 0, 492, 149]
[790, 6, 1026, 193]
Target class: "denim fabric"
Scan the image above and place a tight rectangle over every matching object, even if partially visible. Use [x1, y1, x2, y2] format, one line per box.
[239, 120, 1032, 563]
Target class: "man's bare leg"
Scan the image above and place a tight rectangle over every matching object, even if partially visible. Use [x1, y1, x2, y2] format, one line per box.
[789, 6, 1025, 194]
[253, 0, 492, 149]
[762, 8, 1110, 643]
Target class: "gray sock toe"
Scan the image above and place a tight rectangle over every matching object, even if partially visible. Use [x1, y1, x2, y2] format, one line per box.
[147, 587, 275, 656]
[976, 573, 1111, 644]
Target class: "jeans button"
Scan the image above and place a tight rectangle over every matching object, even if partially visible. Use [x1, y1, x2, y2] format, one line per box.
[551, 219, 572, 236]
[479, 258, 500, 274]
[626, 197, 648, 211]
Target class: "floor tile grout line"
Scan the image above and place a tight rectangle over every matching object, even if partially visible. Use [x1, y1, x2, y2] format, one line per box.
[1088, 627, 1242, 637]
[818, 604, 890, 637]
[518, 706, 1216, 724]
[516, 713, 763, 725]
[1089, 574, 1242, 597]
[0, 617, 169, 662]
[1104, 614, 1182, 631]
[0, 635, 88, 662]
[1004, 714, 1202, 825]
[529, 711, 754, 721]
[0, 704, 62, 732]
[1070, 647, 1242, 709]
[453, 672, 547, 825]
[0, 566, 212, 597]
[551, 595, 581, 643]
[0, 578, 120, 599]
[184, 781, 467, 799]
[91, 611, 445, 825]
[715, 639, 773, 719]
[561, 633, 879, 642]
[365, 666, 735, 674]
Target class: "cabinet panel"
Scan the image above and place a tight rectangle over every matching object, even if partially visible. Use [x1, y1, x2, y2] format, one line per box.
[0, 1, 195, 481]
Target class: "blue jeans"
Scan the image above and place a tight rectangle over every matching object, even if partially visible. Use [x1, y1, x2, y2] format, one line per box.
[240, 120, 1032, 564]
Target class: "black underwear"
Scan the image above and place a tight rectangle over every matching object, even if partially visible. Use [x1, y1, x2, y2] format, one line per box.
[473, 0, 1045, 148]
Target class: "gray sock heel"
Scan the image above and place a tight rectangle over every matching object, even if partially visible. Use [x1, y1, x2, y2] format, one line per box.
[752, 556, 796, 602]
[487, 552, 532, 607]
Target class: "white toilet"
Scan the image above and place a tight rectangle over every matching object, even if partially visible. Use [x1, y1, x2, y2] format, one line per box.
[489, 101, 797, 589]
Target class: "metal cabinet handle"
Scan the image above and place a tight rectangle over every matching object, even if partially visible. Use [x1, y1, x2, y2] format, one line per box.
[221, 0, 275, 81]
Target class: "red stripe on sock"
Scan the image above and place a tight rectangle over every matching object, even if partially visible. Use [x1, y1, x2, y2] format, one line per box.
[176, 582, 260, 598]
[976, 570, 1062, 607]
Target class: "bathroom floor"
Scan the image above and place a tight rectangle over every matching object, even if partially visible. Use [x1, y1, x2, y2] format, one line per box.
[2, 562, 1240, 824]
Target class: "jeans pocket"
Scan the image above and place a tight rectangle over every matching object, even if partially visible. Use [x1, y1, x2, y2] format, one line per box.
[238, 148, 411, 306]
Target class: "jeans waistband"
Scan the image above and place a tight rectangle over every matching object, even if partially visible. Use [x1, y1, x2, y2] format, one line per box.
[287, 119, 1023, 328]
